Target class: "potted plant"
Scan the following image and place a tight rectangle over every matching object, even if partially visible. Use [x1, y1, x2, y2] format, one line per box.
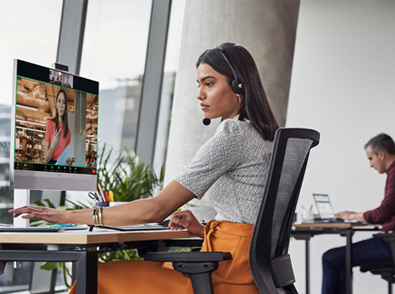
[97, 144, 164, 203]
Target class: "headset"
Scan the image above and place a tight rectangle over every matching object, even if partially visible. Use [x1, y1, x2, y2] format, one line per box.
[202, 47, 244, 126]
[218, 47, 244, 94]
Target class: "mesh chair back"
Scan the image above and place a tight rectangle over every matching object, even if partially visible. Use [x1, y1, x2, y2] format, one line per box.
[249, 128, 320, 294]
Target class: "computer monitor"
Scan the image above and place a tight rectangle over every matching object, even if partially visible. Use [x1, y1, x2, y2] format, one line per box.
[10, 59, 99, 192]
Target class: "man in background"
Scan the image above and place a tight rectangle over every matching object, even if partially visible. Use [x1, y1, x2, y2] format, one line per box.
[322, 133, 395, 294]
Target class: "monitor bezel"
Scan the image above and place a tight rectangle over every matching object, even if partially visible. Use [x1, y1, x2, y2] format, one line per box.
[10, 59, 98, 191]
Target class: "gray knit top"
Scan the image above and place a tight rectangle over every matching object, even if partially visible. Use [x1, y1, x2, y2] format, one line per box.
[174, 117, 273, 224]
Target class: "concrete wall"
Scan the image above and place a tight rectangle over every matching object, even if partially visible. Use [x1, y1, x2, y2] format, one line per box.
[165, 0, 300, 220]
[287, 1, 395, 293]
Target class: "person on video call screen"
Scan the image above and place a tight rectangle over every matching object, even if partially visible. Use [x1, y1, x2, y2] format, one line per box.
[43, 89, 71, 164]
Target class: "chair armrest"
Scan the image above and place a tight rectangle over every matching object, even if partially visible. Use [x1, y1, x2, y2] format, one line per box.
[374, 232, 395, 243]
[145, 252, 232, 294]
[145, 251, 232, 262]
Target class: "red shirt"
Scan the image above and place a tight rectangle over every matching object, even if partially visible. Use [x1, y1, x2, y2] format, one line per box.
[364, 161, 395, 231]
[45, 120, 71, 161]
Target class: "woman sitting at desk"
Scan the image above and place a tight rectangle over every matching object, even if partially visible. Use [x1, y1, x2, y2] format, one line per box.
[10, 43, 278, 294]
[43, 89, 71, 164]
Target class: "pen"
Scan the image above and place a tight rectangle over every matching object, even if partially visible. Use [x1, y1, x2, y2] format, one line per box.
[105, 191, 109, 202]
[96, 190, 104, 202]
[109, 191, 114, 202]
[98, 184, 105, 202]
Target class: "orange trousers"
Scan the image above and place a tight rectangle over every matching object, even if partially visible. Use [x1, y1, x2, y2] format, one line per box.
[69, 220, 259, 294]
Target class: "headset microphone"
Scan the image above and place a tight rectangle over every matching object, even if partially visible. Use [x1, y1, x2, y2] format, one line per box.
[202, 118, 211, 126]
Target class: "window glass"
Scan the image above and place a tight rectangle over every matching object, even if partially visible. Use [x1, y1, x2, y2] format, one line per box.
[153, 0, 185, 174]
[80, 0, 152, 158]
[0, 0, 61, 219]
[0, 1, 61, 106]
[0, 0, 62, 291]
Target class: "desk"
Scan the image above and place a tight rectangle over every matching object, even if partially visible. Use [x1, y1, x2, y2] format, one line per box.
[292, 223, 379, 294]
[0, 229, 201, 294]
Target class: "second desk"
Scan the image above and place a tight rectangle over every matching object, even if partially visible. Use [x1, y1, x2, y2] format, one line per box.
[292, 222, 379, 294]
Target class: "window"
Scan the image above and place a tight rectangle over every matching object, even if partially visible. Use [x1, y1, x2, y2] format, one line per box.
[0, 1, 62, 291]
[80, 0, 153, 159]
[153, 0, 185, 173]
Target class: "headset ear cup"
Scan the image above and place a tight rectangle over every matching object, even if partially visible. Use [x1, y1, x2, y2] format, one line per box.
[231, 80, 243, 94]
[218, 48, 243, 94]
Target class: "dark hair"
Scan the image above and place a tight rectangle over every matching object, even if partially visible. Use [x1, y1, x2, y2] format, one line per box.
[51, 89, 69, 138]
[365, 133, 395, 155]
[196, 42, 278, 141]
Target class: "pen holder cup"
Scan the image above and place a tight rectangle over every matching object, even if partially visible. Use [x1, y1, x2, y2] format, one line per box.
[95, 202, 110, 208]
[109, 202, 128, 207]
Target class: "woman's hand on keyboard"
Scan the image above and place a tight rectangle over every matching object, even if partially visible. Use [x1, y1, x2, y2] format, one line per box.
[169, 210, 205, 238]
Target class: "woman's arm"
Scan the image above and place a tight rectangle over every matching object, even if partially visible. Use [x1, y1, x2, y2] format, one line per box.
[43, 129, 61, 163]
[43, 142, 54, 163]
[9, 180, 195, 226]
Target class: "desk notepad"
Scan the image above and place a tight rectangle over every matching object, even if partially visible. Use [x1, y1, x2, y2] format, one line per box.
[92, 224, 171, 231]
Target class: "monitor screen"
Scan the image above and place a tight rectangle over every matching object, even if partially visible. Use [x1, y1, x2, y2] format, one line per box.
[10, 59, 99, 191]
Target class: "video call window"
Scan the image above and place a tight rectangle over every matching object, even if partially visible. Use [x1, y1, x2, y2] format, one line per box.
[14, 75, 98, 173]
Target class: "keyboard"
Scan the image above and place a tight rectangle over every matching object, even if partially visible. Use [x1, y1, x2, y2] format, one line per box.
[313, 219, 346, 223]
[0, 227, 63, 232]
[303, 219, 362, 224]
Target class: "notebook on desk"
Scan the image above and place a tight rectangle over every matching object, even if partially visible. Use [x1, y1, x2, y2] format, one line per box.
[91, 223, 172, 232]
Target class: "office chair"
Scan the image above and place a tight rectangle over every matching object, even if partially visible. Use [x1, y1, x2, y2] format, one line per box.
[360, 233, 395, 294]
[145, 128, 320, 294]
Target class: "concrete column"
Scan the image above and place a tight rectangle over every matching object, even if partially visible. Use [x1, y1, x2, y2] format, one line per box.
[166, 0, 300, 219]
[73, 92, 87, 166]
[57, 0, 88, 75]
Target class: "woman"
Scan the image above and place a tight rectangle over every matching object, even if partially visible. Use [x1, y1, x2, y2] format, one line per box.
[10, 43, 278, 293]
[43, 89, 71, 164]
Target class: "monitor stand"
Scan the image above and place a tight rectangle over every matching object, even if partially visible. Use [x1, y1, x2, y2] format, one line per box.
[13, 189, 30, 228]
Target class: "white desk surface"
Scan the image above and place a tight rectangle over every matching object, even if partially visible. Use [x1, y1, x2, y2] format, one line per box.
[0, 229, 194, 245]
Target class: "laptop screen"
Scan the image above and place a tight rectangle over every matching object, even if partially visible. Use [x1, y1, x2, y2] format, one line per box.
[313, 193, 335, 219]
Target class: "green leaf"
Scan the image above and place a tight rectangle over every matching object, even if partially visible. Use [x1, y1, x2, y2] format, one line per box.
[32, 200, 46, 207]
[40, 261, 61, 271]
[43, 198, 56, 208]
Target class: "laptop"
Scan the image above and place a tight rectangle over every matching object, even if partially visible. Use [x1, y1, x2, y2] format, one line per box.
[311, 193, 347, 223]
